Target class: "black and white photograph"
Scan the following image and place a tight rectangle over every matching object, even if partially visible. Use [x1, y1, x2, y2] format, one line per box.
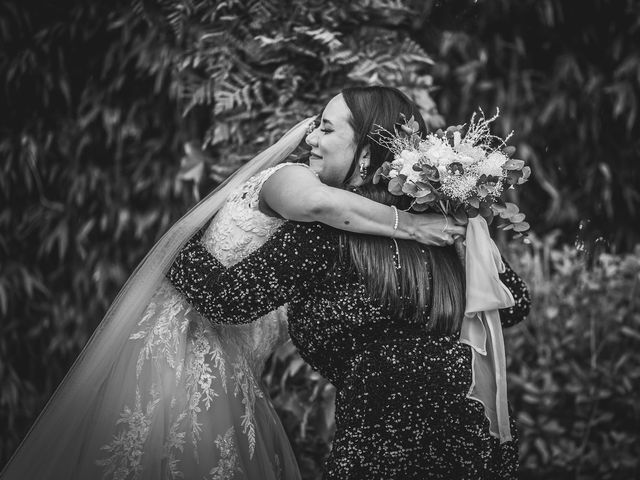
[0, 1, 638, 478]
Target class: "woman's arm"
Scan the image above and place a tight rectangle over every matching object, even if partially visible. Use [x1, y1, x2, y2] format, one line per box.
[454, 238, 530, 328]
[167, 222, 338, 325]
[498, 259, 531, 328]
[259, 164, 464, 246]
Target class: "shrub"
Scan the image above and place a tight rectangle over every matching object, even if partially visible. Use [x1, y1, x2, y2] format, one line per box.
[504, 240, 640, 479]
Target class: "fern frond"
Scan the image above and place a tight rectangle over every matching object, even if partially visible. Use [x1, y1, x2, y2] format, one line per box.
[183, 78, 215, 115]
[294, 26, 343, 50]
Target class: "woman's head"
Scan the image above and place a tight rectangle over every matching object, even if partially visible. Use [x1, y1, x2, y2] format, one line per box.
[311, 87, 464, 334]
[306, 86, 427, 188]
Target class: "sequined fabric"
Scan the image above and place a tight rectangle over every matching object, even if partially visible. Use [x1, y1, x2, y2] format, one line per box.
[168, 221, 531, 480]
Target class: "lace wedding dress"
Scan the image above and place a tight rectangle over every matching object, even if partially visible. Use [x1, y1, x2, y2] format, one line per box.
[95, 163, 300, 480]
[2, 163, 302, 480]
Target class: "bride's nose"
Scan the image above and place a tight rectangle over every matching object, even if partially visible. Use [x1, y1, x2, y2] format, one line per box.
[305, 127, 319, 147]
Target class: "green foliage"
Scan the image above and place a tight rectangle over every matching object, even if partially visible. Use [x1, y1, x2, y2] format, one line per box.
[0, 0, 190, 461]
[119, 0, 439, 170]
[422, 0, 640, 250]
[0, 0, 437, 467]
[504, 241, 640, 479]
[2, 0, 640, 479]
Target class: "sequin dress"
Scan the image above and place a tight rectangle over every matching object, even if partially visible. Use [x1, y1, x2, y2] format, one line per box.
[168, 220, 531, 480]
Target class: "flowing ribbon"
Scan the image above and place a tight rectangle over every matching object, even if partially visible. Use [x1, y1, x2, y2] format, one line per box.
[460, 216, 515, 443]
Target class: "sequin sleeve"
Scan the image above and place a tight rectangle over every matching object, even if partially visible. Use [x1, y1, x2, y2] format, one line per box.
[498, 258, 531, 328]
[167, 222, 338, 325]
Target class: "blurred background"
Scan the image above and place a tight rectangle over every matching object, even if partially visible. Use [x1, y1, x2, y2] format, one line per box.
[1, 0, 639, 478]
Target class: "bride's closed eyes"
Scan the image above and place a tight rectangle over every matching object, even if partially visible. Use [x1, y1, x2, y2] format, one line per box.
[319, 117, 335, 134]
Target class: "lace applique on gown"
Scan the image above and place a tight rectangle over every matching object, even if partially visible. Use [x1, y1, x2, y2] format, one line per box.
[94, 163, 301, 480]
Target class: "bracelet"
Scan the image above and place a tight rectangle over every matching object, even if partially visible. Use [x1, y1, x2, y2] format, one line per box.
[390, 205, 399, 237]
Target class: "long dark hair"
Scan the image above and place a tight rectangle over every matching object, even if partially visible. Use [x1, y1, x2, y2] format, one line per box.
[340, 86, 465, 334]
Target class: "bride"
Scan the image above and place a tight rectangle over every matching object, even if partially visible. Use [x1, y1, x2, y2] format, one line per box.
[0, 112, 464, 479]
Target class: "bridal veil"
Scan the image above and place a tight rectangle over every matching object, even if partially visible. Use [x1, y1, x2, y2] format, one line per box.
[0, 117, 314, 479]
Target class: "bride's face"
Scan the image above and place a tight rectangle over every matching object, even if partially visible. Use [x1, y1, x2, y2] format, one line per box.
[305, 94, 359, 187]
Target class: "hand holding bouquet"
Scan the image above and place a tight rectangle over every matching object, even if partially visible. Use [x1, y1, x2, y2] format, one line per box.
[372, 110, 530, 237]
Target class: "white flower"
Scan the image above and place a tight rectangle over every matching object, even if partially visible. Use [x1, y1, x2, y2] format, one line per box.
[406, 170, 423, 184]
[398, 149, 421, 177]
[424, 141, 456, 167]
[457, 154, 475, 166]
[388, 169, 399, 179]
[478, 151, 508, 177]
[456, 143, 486, 162]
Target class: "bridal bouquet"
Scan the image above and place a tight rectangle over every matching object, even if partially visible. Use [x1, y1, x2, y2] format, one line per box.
[372, 110, 531, 236]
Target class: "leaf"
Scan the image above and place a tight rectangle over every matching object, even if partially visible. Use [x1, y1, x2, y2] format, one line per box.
[447, 162, 464, 175]
[373, 167, 383, 184]
[388, 176, 405, 196]
[411, 202, 430, 212]
[467, 196, 481, 209]
[479, 203, 493, 217]
[518, 166, 531, 184]
[500, 202, 519, 218]
[402, 181, 418, 195]
[414, 192, 436, 203]
[513, 222, 530, 232]
[453, 206, 468, 225]
[511, 213, 526, 223]
[503, 145, 516, 157]
[422, 164, 440, 181]
[505, 170, 523, 185]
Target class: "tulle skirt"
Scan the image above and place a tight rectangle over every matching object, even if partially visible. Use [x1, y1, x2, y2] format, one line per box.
[2, 280, 301, 480]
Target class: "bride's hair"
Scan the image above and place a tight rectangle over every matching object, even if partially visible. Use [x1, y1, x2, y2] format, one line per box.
[340, 86, 465, 334]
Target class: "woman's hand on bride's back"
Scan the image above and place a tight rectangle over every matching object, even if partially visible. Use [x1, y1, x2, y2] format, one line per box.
[411, 213, 466, 247]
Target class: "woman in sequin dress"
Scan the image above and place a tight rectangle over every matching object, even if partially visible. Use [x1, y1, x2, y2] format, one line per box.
[1, 101, 464, 478]
[167, 86, 531, 479]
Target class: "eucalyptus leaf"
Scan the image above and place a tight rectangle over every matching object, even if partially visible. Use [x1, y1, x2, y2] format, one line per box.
[513, 221, 530, 232]
[453, 206, 468, 225]
[503, 159, 525, 170]
[388, 177, 405, 196]
[411, 202, 429, 212]
[505, 202, 520, 215]
[503, 146, 516, 158]
[467, 196, 481, 209]
[511, 213, 526, 223]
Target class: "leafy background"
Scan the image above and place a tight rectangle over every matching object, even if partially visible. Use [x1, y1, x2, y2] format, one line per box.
[1, 0, 639, 478]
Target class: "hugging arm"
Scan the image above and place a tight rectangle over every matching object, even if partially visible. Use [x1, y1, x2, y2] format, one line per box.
[259, 165, 465, 246]
[167, 222, 338, 325]
[498, 259, 531, 328]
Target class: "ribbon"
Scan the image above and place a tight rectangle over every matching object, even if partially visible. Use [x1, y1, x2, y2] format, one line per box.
[460, 216, 515, 443]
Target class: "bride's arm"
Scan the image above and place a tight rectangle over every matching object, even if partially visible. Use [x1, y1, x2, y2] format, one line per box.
[259, 164, 464, 246]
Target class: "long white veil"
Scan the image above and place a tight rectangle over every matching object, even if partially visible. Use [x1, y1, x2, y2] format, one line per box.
[0, 117, 314, 479]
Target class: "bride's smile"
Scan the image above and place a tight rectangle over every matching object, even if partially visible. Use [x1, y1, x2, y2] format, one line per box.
[305, 93, 363, 188]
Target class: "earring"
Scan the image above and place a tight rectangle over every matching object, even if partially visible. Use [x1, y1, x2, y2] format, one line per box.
[359, 163, 369, 179]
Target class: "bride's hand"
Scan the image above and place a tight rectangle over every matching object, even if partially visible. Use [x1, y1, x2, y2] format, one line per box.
[411, 213, 466, 247]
